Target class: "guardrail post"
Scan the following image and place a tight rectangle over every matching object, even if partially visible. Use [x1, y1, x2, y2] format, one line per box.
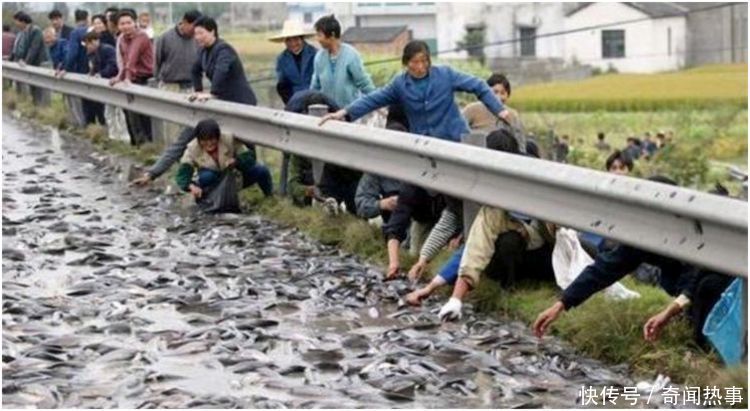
[279, 152, 290, 197]
[461, 131, 488, 237]
[14, 76, 28, 97]
[147, 78, 168, 144]
[35, 62, 52, 107]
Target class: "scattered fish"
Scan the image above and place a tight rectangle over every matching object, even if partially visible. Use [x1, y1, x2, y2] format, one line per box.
[0, 116, 649, 409]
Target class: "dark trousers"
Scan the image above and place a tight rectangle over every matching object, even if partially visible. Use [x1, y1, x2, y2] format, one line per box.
[484, 230, 555, 287]
[382, 183, 444, 242]
[197, 164, 273, 198]
[689, 272, 734, 348]
[320, 179, 360, 215]
[124, 77, 153, 145]
[83, 99, 105, 125]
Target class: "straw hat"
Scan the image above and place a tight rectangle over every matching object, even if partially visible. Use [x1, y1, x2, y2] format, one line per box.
[268, 20, 316, 42]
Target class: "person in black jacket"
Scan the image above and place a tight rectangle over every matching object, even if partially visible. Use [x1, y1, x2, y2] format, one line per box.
[80, 31, 114, 125]
[189, 17, 257, 105]
[12, 12, 45, 66]
[283, 90, 361, 213]
[91, 14, 116, 48]
[131, 17, 273, 192]
[12, 11, 47, 104]
[84, 31, 117, 79]
[532, 176, 735, 348]
[48, 9, 73, 40]
[129, 19, 271, 195]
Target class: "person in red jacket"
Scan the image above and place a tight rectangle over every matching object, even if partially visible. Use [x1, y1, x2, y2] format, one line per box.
[110, 9, 153, 146]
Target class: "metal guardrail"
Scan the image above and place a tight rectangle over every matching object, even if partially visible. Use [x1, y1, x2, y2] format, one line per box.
[3, 63, 747, 277]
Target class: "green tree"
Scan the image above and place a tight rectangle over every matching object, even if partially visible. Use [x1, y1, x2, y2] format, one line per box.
[458, 24, 486, 65]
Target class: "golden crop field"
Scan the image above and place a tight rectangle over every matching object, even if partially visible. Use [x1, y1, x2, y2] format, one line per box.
[513, 64, 748, 111]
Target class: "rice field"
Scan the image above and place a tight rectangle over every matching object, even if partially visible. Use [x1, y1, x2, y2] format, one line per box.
[512, 64, 748, 112]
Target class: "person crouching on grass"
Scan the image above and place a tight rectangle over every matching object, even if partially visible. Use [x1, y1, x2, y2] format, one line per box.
[175, 119, 270, 213]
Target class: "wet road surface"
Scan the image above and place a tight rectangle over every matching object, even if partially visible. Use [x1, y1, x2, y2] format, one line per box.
[3, 115, 652, 408]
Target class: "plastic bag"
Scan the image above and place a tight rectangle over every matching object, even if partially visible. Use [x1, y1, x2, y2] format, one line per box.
[703, 278, 745, 366]
[552, 228, 640, 300]
[198, 171, 240, 214]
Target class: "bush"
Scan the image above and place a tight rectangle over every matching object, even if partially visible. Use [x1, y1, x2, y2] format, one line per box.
[635, 142, 711, 188]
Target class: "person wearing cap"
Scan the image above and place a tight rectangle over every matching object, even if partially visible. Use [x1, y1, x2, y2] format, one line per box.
[269, 20, 318, 105]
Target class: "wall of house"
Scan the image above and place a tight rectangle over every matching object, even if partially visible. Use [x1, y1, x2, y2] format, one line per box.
[349, 30, 411, 56]
[356, 14, 436, 43]
[483, 3, 567, 60]
[564, 2, 686, 73]
[434, 3, 485, 59]
[685, 3, 748, 66]
[287, 2, 328, 26]
[230, 3, 287, 31]
[327, 3, 436, 50]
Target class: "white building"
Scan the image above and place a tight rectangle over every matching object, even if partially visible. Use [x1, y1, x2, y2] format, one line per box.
[326, 2, 742, 75]
[287, 2, 328, 26]
[327, 2, 438, 51]
[483, 2, 569, 60]
[564, 2, 687, 73]
[434, 3, 484, 58]
[434, 3, 582, 60]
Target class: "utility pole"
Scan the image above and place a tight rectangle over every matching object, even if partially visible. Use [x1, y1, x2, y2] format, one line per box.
[229, 2, 234, 32]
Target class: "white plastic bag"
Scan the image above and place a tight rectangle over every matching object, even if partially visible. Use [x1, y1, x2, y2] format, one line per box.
[552, 228, 640, 301]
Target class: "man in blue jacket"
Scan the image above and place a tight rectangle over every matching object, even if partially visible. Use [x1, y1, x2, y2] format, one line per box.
[57, 9, 90, 126]
[83, 31, 118, 133]
[269, 20, 317, 104]
[43, 27, 67, 70]
[84, 31, 118, 80]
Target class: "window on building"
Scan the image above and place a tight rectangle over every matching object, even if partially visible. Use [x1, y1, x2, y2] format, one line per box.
[519, 27, 536, 57]
[304, 12, 312, 24]
[602, 30, 625, 59]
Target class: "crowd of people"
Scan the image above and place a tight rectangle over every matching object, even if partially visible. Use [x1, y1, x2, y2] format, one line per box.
[551, 129, 671, 165]
[2, 8, 741, 361]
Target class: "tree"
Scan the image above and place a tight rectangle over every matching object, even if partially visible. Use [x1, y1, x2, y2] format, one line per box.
[458, 23, 486, 65]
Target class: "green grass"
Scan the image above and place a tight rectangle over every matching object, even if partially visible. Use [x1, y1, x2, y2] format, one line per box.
[4, 87, 746, 407]
[513, 64, 748, 112]
[521, 109, 748, 182]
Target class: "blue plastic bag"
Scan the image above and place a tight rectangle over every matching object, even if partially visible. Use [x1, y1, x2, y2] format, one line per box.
[702, 278, 746, 366]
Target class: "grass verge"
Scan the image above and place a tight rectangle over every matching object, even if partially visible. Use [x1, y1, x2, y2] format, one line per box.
[3, 87, 746, 406]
